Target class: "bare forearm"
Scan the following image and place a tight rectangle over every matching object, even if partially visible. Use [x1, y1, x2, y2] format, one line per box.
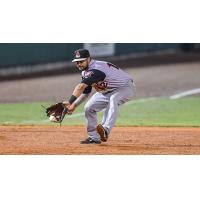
[63, 83, 89, 113]
[72, 83, 87, 98]
[66, 83, 88, 106]
[74, 93, 90, 107]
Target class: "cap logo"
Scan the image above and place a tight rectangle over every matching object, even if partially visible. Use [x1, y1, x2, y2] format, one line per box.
[75, 51, 81, 58]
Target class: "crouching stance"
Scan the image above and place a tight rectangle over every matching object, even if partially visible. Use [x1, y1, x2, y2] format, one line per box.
[64, 49, 136, 144]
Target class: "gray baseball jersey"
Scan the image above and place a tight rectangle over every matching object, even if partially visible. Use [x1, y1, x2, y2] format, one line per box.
[81, 59, 134, 94]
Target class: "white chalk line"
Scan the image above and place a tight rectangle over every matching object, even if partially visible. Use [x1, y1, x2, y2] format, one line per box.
[169, 88, 200, 99]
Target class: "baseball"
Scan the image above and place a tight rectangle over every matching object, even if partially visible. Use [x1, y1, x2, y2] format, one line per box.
[49, 115, 57, 122]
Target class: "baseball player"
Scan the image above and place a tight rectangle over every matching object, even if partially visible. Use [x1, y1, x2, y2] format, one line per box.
[64, 49, 136, 144]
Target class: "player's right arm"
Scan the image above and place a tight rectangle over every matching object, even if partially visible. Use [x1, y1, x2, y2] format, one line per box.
[73, 85, 92, 106]
[63, 78, 93, 113]
[63, 69, 105, 113]
[67, 68, 105, 105]
[64, 93, 89, 114]
[63, 83, 89, 113]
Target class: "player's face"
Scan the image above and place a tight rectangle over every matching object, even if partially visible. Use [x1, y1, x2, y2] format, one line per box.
[76, 58, 90, 71]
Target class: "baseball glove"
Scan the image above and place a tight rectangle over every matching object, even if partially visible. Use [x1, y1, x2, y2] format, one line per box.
[45, 102, 68, 123]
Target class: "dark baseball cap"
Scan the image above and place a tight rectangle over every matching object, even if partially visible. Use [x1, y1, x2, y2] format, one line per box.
[72, 49, 90, 62]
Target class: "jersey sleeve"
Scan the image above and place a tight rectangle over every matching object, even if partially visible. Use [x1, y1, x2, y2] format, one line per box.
[83, 85, 92, 94]
[81, 69, 106, 86]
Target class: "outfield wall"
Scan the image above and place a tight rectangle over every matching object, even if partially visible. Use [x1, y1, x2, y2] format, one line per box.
[0, 43, 199, 79]
[0, 44, 82, 68]
[0, 43, 184, 68]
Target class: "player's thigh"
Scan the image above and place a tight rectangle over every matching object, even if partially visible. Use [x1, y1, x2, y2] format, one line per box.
[110, 85, 135, 105]
[84, 92, 109, 111]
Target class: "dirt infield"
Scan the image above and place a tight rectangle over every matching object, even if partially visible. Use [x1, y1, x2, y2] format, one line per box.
[1, 125, 200, 155]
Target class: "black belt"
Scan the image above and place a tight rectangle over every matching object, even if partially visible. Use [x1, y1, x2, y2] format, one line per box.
[103, 90, 114, 95]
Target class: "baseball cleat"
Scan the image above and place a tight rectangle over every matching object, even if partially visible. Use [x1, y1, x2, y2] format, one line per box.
[96, 124, 108, 142]
[80, 137, 101, 144]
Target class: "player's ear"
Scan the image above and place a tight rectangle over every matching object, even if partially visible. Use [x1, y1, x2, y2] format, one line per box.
[87, 57, 91, 62]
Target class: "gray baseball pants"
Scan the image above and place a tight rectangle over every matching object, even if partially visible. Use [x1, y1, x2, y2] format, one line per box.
[84, 80, 136, 140]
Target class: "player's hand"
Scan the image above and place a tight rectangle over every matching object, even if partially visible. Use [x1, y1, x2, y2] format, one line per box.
[63, 102, 76, 114]
[62, 101, 75, 115]
[62, 101, 70, 108]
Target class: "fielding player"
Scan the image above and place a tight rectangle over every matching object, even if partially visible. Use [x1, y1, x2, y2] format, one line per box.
[64, 49, 136, 144]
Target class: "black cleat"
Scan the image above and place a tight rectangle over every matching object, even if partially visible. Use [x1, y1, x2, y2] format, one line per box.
[96, 124, 108, 142]
[80, 137, 101, 144]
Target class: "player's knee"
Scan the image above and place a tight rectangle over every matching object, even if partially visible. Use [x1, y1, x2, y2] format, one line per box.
[110, 96, 118, 105]
[84, 102, 93, 113]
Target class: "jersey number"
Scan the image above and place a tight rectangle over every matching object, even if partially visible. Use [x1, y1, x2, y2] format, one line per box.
[107, 62, 119, 70]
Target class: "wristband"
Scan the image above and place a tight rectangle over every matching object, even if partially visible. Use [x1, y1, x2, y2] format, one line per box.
[68, 95, 77, 104]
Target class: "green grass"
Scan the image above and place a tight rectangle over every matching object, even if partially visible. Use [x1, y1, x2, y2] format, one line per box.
[117, 97, 200, 126]
[0, 97, 200, 126]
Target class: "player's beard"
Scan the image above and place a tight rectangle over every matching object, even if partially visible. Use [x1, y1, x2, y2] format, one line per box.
[78, 62, 89, 71]
[78, 67, 82, 71]
[78, 66, 85, 71]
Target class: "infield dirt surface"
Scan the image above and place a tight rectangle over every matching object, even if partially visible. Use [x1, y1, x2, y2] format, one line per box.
[1, 126, 200, 155]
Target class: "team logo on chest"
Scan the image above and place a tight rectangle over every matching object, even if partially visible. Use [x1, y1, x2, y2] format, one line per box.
[83, 71, 94, 78]
[92, 81, 108, 92]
